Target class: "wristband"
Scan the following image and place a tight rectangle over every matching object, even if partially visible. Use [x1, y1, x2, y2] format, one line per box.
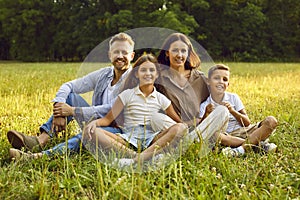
[74, 107, 82, 116]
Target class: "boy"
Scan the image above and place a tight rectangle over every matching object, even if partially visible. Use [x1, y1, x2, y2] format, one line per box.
[200, 64, 278, 157]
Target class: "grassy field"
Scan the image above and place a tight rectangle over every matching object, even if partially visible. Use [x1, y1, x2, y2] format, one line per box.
[0, 62, 299, 199]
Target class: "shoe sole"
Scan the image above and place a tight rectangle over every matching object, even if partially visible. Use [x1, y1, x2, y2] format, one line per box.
[7, 130, 27, 150]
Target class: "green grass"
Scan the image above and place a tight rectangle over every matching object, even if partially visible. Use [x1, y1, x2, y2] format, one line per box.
[0, 62, 299, 199]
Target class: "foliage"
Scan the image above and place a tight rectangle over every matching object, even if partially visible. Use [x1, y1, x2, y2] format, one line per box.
[0, 62, 299, 199]
[0, 0, 299, 62]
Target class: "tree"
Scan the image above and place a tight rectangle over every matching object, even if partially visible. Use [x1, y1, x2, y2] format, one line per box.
[0, 0, 56, 61]
[197, 0, 267, 61]
[262, 0, 300, 61]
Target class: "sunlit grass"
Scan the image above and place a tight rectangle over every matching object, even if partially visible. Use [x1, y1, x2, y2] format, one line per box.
[0, 62, 299, 199]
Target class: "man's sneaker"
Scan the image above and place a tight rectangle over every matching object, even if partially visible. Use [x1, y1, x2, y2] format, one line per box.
[9, 148, 35, 160]
[260, 140, 277, 153]
[7, 130, 42, 152]
[222, 147, 243, 157]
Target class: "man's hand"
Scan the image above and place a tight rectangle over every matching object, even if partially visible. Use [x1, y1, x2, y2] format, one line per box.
[53, 102, 75, 117]
[52, 116, 66, 133]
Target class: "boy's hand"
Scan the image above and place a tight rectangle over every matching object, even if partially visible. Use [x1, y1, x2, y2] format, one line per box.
[200, 103, 214, 124]
[205, 103, 214, 114]
[221, 102, 234, 113]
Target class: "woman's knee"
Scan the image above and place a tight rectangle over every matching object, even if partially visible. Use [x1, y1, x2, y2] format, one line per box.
[212, 105, 230, 120]
[170, 123, 188, 137]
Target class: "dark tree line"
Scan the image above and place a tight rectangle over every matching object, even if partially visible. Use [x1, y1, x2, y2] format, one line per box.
[0, 0, 299, 62]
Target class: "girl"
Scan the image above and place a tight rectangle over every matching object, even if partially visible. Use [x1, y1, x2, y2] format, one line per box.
[83, 54, 187, 167]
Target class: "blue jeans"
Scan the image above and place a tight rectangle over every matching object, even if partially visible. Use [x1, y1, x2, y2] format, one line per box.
[39, 93, 121, 156]
[42, 126, 122, 156]
[40, 93, 89, 136]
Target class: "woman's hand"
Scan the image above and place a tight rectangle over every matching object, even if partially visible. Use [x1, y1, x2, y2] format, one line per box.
[53, 103, 75, 117]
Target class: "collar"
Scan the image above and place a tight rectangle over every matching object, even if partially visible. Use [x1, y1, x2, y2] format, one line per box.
[208, 92, 230, 104]
[110, 65, 132, 79]
[134, 85, 157, 98]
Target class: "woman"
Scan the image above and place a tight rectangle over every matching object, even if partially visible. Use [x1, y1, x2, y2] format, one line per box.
[155, 33, 229, 149]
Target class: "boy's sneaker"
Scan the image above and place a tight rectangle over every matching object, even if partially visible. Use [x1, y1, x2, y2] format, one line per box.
[260, 140, 277, 153]
[222, 147, 243, 157]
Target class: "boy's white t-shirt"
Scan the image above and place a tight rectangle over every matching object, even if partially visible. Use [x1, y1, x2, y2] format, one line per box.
[200, 92, 245, 133]
[118, 86, 171, 128]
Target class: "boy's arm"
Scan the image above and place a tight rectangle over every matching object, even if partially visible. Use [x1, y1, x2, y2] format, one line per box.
[198, 103, 214, 124]
[221, 102, 251, 127]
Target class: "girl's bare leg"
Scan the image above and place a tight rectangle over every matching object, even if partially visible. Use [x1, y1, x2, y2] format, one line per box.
[84, 128, 136, 158]
[133, 123, 187, 162]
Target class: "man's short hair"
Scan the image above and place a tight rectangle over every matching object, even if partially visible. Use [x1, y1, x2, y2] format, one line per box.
[109, 32, 135, 49]
[208, 64, 230, 78]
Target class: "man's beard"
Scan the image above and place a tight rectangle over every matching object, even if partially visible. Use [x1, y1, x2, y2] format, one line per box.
[113, 58, 129, 70]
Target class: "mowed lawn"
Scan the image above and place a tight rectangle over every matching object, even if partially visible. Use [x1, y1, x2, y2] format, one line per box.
[0, 62, 299, 199]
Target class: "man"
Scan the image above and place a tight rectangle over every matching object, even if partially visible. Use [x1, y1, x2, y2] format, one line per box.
[8, 32, 135, 157]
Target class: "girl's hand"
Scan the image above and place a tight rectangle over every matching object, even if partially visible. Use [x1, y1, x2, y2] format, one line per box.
[221, 102, 234, 113]
[84, 120, 98, 141]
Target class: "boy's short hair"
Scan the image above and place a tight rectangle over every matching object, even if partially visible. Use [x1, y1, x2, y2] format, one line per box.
[208, 64, 230, 78]
[109, 32, 135, 49]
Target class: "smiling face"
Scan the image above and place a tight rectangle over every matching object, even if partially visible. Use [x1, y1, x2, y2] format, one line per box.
[108, 40, 135, 72]
[136, 61, 158, 87]
[166, 40, 189, 70]
[208, 69, 230, 95]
